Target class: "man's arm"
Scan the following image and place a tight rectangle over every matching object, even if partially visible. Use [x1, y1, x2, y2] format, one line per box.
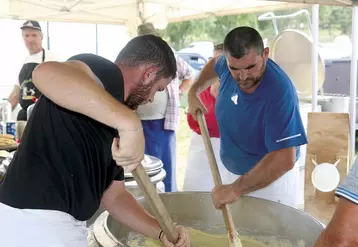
[32, 61, 140, 130]
[314, 161, 358, 246]
[102, 180, 161, 240]
[8, 84, 20, 110]
[233, 147, 295, 194]
[314, 198, 358, 247]
[189, 55, 220, 95]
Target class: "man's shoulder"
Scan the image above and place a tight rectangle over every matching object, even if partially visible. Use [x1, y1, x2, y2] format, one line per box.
[67, 54, 118, 74]
[68, 54, 124, 103]
[264, 59, 297, 99]
[67, 53, 111, 63]
[214, 54, 229, 77]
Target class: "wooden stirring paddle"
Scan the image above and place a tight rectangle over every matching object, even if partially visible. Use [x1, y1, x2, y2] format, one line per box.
[132, 163, 179, 243]
[196, 110, 243, 247]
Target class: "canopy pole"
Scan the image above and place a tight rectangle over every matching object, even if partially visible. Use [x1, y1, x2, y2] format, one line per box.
[311, 4, 319, 112]
[95, 24, 98, 55]
[349, 5, 358, 167]
[46, 21, 50, 50]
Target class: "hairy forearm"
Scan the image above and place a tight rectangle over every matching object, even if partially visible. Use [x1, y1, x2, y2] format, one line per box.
[104, 189, 161, 240]
[314, 198, 358, 247]
[314, 226, 358, 247]
[314, 232, 345, 247]
[32, 61, 140, 130]
[190, 57, 219, 94]
[233, 148, 295, 195]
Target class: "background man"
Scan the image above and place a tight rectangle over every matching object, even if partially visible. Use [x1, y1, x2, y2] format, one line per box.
[7, 20, 60, 120]
[136, 23, 196, 192]
[188, 26, 307, 209]
[0, 35, 189, 247]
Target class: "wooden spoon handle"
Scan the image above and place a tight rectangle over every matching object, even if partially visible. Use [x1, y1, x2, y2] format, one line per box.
[132, 164, 179, 243]
[196, 111, 242, 247]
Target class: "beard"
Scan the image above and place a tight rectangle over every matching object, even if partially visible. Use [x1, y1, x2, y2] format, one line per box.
[124, 79, 156, 110]
[237, 75, 263, 90]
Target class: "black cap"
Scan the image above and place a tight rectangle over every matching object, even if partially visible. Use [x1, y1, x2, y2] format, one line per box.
[21, 20, 42, 31]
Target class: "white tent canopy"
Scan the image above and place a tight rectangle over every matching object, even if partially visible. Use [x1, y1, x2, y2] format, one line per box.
[1, 0, 357, 163]
[0, 0, 347, 33]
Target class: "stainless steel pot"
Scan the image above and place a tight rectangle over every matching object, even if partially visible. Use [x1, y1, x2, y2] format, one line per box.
[93, 192, 325, 247]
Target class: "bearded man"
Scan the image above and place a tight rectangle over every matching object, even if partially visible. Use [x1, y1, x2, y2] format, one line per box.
[0, 35, 189, 247]
[187, 26, 307, 210]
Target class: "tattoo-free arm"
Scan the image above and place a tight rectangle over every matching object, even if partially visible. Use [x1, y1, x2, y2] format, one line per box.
[233, 147, 295, 195]
[189, 56, 220, 95]
[314, 198, 358, 247]
[102, 181, 161, 240]
[32, 61, 140, 130]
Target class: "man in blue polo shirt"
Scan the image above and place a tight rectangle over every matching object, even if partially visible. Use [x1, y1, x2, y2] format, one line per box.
[187, 26, 307, 209]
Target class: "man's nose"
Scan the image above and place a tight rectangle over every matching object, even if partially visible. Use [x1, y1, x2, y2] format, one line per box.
[238, 70, 248, 81]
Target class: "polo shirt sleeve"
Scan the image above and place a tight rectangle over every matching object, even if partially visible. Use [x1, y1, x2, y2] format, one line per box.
[336, 162, 358, 204]
[214, 54, 226, 78]
[264, 88, 308, 152]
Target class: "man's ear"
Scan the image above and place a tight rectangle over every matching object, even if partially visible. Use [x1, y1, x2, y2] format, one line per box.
[142, 66, 159, 85]
[263, 47, 270, 60]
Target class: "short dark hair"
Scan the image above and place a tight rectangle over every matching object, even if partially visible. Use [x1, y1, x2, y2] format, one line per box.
[116, 35, 177, 80]
[223, 26, 264, 59]
[214, 43, 223, 51]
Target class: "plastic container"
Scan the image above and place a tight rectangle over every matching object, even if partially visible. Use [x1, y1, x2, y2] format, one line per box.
[0, 121, 5, 134]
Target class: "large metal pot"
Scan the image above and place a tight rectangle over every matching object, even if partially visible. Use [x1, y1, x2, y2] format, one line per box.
[93, 192, 325, 247]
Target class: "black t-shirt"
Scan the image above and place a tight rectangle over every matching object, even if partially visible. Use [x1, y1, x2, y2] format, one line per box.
[0, 54, 125, 221]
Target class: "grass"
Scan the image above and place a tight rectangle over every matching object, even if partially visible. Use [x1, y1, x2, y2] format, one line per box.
[176, 109, 192, 191]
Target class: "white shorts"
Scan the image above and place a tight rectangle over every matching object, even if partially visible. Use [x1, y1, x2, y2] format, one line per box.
[183, 132, 300, 209]
[0, 202, 88, 247]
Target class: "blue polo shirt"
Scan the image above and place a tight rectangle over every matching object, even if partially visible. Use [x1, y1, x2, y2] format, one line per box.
[214, 55, 308, 175]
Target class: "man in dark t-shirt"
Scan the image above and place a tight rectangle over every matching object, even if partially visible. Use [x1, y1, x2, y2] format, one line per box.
[0, 35, 189, 247]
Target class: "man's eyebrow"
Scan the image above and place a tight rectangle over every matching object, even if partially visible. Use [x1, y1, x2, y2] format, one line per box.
[228, 65, 239, 70]
[245, 64, 256, 69]
[229, 63, 256, 70]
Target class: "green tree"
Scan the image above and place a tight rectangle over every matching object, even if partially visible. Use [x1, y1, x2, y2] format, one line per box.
[157, 21, 194, 49]
[157, 5, 353, 50]
[330, 6, 352, 35]
[210, 14, 259, 44]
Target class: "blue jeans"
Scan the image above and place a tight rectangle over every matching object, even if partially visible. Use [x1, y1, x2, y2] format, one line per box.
[141, 119, 177, 192]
